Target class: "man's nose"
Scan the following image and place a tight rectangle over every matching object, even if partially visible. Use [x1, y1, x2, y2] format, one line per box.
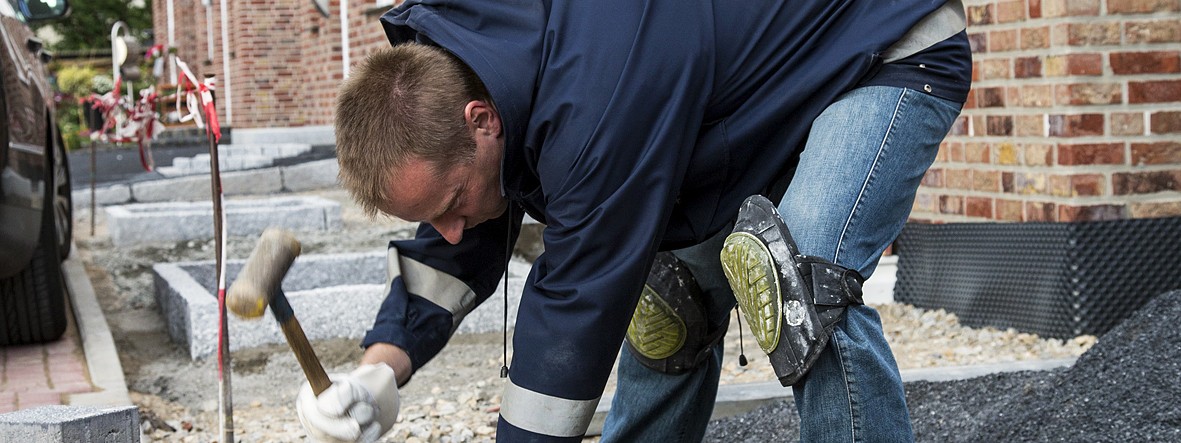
[432, 217, 464, 245]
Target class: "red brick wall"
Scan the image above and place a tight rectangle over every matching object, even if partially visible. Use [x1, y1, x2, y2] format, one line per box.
[914, 0, 1181, 223]
[157, 2, 1180, 222]
[152, 0, 391, 129]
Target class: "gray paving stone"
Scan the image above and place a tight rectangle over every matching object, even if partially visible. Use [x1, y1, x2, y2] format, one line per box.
[153, 166, 185, 177]
[281, 159, 340, 192]
[153, 252, 386, 359]
[71, 184, 132, 208]
[153, 251, 530, 359]
[221, 168, 284, 195]
[129, 174, 209, 202]
[0, 405, 139, 442]
[129, 169, 283, 202]
[232, 125, 333, 145]
[105, 196, 342, 246]
[227, 144, 303, 160]
[158, 144, 310, 178]
[455, 258, 529, 334]
[160, 154, 274, 177]
[515, 214, 545, 261]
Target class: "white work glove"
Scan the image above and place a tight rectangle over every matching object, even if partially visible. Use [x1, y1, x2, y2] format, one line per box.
[297, 364, 401, 443]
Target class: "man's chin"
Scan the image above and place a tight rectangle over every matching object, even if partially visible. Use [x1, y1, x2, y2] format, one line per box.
[469, 204, 509, 229]
[492, 201, 510, 218]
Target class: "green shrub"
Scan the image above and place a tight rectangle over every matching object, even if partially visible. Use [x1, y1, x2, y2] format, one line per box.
[56, 65, 98, 97]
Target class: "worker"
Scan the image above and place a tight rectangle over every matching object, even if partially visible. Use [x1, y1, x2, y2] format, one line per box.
[296, 0, 971, 441]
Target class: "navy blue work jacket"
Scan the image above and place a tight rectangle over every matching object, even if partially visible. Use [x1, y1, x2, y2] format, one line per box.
[364, 0, 948, 438]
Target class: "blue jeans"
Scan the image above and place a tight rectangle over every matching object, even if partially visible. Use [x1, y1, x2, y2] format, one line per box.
[601, 86, 962, 442]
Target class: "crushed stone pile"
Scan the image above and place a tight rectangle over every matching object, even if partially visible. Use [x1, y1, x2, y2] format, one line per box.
[705, 289, 1181, 443]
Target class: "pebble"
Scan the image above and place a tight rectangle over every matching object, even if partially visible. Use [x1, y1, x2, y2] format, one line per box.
[129, 302, 1093, 442]
[92, 191, 1096, 441]
[708, 291, 1181, 442]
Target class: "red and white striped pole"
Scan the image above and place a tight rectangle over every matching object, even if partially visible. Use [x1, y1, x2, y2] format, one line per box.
[178, 57, 233, 442]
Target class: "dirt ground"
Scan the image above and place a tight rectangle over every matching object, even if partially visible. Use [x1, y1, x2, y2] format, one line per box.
[77, 189, 517, 441]
[73, 188, 1094, 442]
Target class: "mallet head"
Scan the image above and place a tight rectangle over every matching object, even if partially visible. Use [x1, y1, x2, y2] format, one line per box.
[227, 228, 302, 319]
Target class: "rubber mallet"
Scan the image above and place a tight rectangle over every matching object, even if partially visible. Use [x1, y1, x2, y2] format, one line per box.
[226, 228, 332, 395]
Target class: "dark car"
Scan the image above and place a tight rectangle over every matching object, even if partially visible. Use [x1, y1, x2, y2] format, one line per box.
[1, 0, 72, 345]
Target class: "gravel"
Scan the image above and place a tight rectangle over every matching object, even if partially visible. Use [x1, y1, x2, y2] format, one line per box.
[707, 290, 1181, 443]
[74, 188, 1101, 442]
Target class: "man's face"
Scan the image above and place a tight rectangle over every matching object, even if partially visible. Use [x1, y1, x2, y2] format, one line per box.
[380, 137, 507, 245]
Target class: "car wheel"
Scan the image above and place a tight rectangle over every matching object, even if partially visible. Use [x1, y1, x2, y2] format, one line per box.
[53, 127, 73, 259]
[0, 129, 69, 346]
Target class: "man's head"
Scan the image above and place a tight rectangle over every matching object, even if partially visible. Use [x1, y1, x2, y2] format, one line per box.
[336, 43, 506, 244]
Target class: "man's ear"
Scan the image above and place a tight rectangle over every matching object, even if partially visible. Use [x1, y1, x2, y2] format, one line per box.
[465, 100, 502, 138]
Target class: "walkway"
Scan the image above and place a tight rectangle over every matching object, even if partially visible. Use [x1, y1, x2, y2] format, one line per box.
[0, 319, 93, 412]
[0, 252, 133, 414]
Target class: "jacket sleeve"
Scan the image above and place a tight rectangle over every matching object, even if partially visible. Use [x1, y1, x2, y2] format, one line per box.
[495, 4, 716, 440]
[361, 209, 522, 376]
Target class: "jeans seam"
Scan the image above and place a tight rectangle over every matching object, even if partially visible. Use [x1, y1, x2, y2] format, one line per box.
[834, 88, 909, 264]
[832, 330, 859, 442]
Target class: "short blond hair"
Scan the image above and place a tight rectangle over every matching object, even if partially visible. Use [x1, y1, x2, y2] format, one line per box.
[335, 43, 490, 216]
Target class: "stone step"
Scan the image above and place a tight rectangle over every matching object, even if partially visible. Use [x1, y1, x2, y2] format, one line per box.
[105, 196, 341, 247]
[158, 154, 274, 177]
[157, 143, 312, 177]
[152, 251, 531, 359]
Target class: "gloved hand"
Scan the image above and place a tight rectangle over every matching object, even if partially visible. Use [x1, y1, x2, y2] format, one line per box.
[297, 363, 401, 443]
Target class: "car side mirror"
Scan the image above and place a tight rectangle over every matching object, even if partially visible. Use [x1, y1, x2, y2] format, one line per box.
[19, 0, 70, 22]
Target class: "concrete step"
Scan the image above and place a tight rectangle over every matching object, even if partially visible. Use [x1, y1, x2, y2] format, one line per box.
[105, 196, 342, 247]
[157, 143, 312, 177]
[152, 250, 532, 359]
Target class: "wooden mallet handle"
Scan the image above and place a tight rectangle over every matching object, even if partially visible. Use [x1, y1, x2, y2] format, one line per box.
[270, 290, 333, 395]
[226, 228, 331, 395]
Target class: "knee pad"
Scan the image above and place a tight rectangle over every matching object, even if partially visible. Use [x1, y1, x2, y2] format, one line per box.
[719, 195, 864, 386]
[625, 252, 726, 375]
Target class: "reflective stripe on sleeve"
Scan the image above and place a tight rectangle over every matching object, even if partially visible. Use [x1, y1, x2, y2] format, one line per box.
[386, 248, 477, 330]
[500, 378, 601, 438]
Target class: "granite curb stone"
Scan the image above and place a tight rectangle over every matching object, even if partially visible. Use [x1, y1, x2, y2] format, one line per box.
[60, 249, 133, 408]
[153, 252, 390, 359]
[152, 251, 532, 359]
[232, 125, 333, 145]
[280, 159, 340, 192]
[73, 159, 342, 208]
[70, 184, 131, 209]
[128, 168, 284, 202]
[0, 405, 140, 442]
[105, 196, 342, 246]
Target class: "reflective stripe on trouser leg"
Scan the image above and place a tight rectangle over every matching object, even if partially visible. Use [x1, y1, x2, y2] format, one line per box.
[500, 377, 600, 438]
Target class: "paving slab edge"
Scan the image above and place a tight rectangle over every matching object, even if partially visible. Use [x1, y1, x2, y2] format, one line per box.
[61, 245, 133, 408]
[585, 357, 1077, 435]
[72, 158, 341, 207]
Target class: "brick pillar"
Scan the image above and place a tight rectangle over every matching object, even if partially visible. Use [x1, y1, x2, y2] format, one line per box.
[913, 0, 1181, 223]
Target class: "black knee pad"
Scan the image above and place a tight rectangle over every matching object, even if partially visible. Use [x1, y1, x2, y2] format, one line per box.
[625, 252, 726, 375]
[720, 195, 864, 386]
